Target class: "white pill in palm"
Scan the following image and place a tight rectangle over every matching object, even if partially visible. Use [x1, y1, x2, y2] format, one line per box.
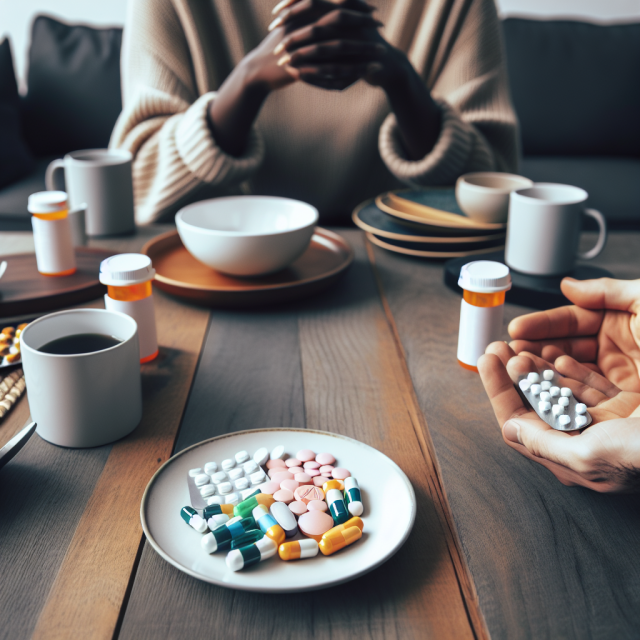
[218, 482, 233, 495]
[543, 370, 554, 381]
[189, 468, 203, 478]
[561, 387, 572, 397]
[528, 372, 540, 383]
[552, 404, 564, 417]
[243, 460, 259, 474]
[558, 415, 571, 427]
[253, 447, 269, 466]
[531, 384, 541, 396]
[550, 386, 560, 397]
[539, 401, 551, 412]
[519, 379, 531, 392]
[540, 391, 551, 402]
[575, 403, 587, 415]
[200, 484, 216, 497]
[558, 397, 570, 407]
[541, 381, 552, 391]
[271, 445, 286, 460]
[234, 477, 250, 491]
[211, 471, 227, 484]
[194, 473, 210, 487]
[207, 495, 225, 506]
[204, 462, 218, 475]
[225, 492, 240, 505]
[235, 450, 250, 464]
[575, 415, 587, 428]
[250, 470, 266, 485]
[221, 459, 235, 471]
[228, 468, 244, 481]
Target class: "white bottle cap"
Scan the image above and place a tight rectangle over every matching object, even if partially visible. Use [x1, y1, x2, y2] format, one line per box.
[99, 253, 156, 286]
[28, 191, 68, 214]
[458, 261, 512, 293]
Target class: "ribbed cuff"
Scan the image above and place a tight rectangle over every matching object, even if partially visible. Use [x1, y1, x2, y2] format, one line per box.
[175, 92, 265, 184]
[379, 99, 475, 186]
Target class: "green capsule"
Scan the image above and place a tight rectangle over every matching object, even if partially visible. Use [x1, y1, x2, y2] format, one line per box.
[326, 489, 349, 525]
[230, 529, 265, 550]
[233, 493, 275, 519]
[343, 477, 364, 517]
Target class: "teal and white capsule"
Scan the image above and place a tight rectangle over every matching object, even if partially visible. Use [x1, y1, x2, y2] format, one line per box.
[201, 516, 256, 554]
[207, 513, 230, 529]
[180, 506, 207, 533]
[226, 537, 277, 571]
[326, 488, 349, 525]
[230, 529, 265, 550]
[343, 477, 364, 517]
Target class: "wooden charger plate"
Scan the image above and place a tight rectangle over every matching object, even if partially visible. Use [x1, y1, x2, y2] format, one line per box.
[367, 232, 505, 259]
[142, 228, 353, 308]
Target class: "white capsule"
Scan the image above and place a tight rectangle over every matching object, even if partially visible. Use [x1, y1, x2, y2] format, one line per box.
[543, 370, 554, 381]
[226, 537, 277, 571]
[210, 471, 228, 485]
[550, 386, 560, 398]
[201, 532, 219, 554]
[558, 415, 571, 427]
[527, 372, 540, 383]
[207, 513, 230, 529]
[575, 415, 588, 428]
[194, 473, 210, 487]
[560, 387, 572, 397]
[225, 492, 240, 505]
[221, 459, 235, 471]
[519, 379, 531, 392]
[558, 397, 570, 407]
[540, 391, 551, 402]
[243, 460, 259, 474]
[250, 470, 266, 485]
[234, 477, 249, 491]
[235, 450, 250, 464]
[270, 501, 298, 538]
[188, 513, 207, 533]
[540, 381, 552, 391]
[206, 495, 225, 506]
[189, 467, 203, 478]
[203, 462, 218, 475]
[217, 482, 233, 495]
[552, 404, 565, 417]
[530, 384, 541, 396]
[253, 447, 269, 466]
[270, 445, 286, 460]
[199, 484, 216, 497]
[575, 403, 587, 415]
[539, 401, 551, 412]
[228, 467, 244, 481]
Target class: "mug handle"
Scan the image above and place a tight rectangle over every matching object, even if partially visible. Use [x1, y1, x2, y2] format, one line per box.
[45, 159, 65, 191]
[577, 208, 607, 260]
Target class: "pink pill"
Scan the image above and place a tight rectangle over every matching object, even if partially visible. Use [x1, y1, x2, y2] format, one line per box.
[287, 467, 304, 475]
[280, 479, 300, 493]
[285, 458, 301, 468]
[307, 469, 320, 477]
[288, 501, 308, 517]
[313, 476, 326, 486]
[296, 449, 316, 463]
[332, 467, 351, 480]
[298, 511, 334, 541]
[319, 465, 334, 474]
[267, 468, 283, 478]
[315, 452, 336, 466]
[271, 471, 294, 484]
[265, 459, 286, 470]
[321, 472, 333, 478]
[258, 481, 279, 495]
[303, 461, 320, 470]
[273, 489, 294, 505]
[294, 485, 324, 504]
[295, 473, 312, 485]
[307, 500, 328, 512]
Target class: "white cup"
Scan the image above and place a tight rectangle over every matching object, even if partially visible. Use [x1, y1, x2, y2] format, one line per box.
[505, 183, 607, 276]
[20, 309, 143, 448]
[46, 149, 135, 237]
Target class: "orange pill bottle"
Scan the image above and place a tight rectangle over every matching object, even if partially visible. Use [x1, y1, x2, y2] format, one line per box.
[28, 191, 76, 276]
[99, 254, 158, 363]
[457, 261, 511, 372]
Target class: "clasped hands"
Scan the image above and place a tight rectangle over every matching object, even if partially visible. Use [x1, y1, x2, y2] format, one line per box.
[478, 277, 640, 493]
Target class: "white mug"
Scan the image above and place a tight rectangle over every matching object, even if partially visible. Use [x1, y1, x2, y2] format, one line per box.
[20, 309, 143, 448]
[505, 183, 607, 276]
[46, 149, 135, 237]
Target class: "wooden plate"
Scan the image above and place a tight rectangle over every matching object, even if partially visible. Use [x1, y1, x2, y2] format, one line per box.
[367, 232, 505, 259]
[142, 228, 353, 308]
[353, 200, 506, 244]
[0, 248, 115, 318]
[376, 189, 506, 231]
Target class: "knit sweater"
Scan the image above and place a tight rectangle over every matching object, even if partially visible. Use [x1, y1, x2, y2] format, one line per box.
[110, 0, 518, 225]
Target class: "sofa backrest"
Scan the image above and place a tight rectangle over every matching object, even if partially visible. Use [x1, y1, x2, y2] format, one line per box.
[21, 15, 123, 158]
[502, 18, 640, 158]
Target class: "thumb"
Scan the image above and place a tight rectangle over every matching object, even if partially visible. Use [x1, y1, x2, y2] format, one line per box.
[561, 277, 640, 313]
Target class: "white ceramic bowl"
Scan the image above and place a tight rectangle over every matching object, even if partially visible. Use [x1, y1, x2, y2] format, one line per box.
[176, 196, 319, 276]
[455, 172, 534, 223]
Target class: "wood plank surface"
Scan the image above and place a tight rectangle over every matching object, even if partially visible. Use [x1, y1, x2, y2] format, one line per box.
[368, 231, 640, 640]
[117, 231, 478, 640]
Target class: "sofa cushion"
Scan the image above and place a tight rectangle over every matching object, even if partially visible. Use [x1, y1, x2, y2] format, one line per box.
[503, 19, 640, 157]
[519, 156, 640, 229]
[21, 16, 123, 157]
[0, 39, 35, 188]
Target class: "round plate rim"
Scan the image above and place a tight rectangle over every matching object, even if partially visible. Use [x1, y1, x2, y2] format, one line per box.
[141, 228, 353, 293]
[367, 232, 505, 258]
[140, 427, 416, 593]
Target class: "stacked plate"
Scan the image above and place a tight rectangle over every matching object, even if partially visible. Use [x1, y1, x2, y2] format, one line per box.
[353, 188, 506, 258]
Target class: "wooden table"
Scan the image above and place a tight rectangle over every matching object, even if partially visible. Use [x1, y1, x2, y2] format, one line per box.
[1, 227, 639, 640]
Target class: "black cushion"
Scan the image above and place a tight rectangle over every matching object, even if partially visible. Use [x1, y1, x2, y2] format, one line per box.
[503, 19, 640, 157]
[0, 39, 35, 188]
[21, 15, 123, 157]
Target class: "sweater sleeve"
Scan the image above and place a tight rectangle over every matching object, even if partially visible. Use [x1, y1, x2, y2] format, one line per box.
[109, 0, 264, 224]
[379, 0, 518, 187]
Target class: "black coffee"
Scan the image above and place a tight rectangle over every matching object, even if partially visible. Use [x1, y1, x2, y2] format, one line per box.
[38, 333, 121, 355]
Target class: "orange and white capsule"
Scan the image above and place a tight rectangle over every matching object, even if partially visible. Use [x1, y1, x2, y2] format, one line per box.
[322, 516, 364, 538]
[322, 479, 344, 493]
[278, 539, 319, 561]
[319, 525, 362, 556]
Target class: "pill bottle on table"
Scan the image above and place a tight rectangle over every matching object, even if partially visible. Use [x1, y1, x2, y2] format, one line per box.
[28, 191, 76, 276]
[100, 254, 158, 363]
[457, 261, 511, 372]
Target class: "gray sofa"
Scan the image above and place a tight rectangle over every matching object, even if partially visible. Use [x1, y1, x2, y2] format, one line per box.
[1, 15, 638, 229]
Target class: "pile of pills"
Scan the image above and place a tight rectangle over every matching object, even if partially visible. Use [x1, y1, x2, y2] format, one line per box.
[0, 324, 27, 366]
[180, 446, 365, 572]
[518, 369, 592, 432]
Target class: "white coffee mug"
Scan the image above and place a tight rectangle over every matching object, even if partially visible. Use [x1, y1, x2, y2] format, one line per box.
[20, 309, 143, 448]
[505, 183, 607, 276]
[46, 149, 135, 237]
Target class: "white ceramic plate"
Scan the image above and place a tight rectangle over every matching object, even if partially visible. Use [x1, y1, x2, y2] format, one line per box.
[141, 428, 416, 593]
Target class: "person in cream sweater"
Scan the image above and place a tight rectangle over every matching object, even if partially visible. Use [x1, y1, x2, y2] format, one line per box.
[110, 0, 518, 225]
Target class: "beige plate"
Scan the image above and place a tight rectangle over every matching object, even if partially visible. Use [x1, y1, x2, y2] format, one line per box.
[367, 233, 506, 259]
[141, 428, 416, 592]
